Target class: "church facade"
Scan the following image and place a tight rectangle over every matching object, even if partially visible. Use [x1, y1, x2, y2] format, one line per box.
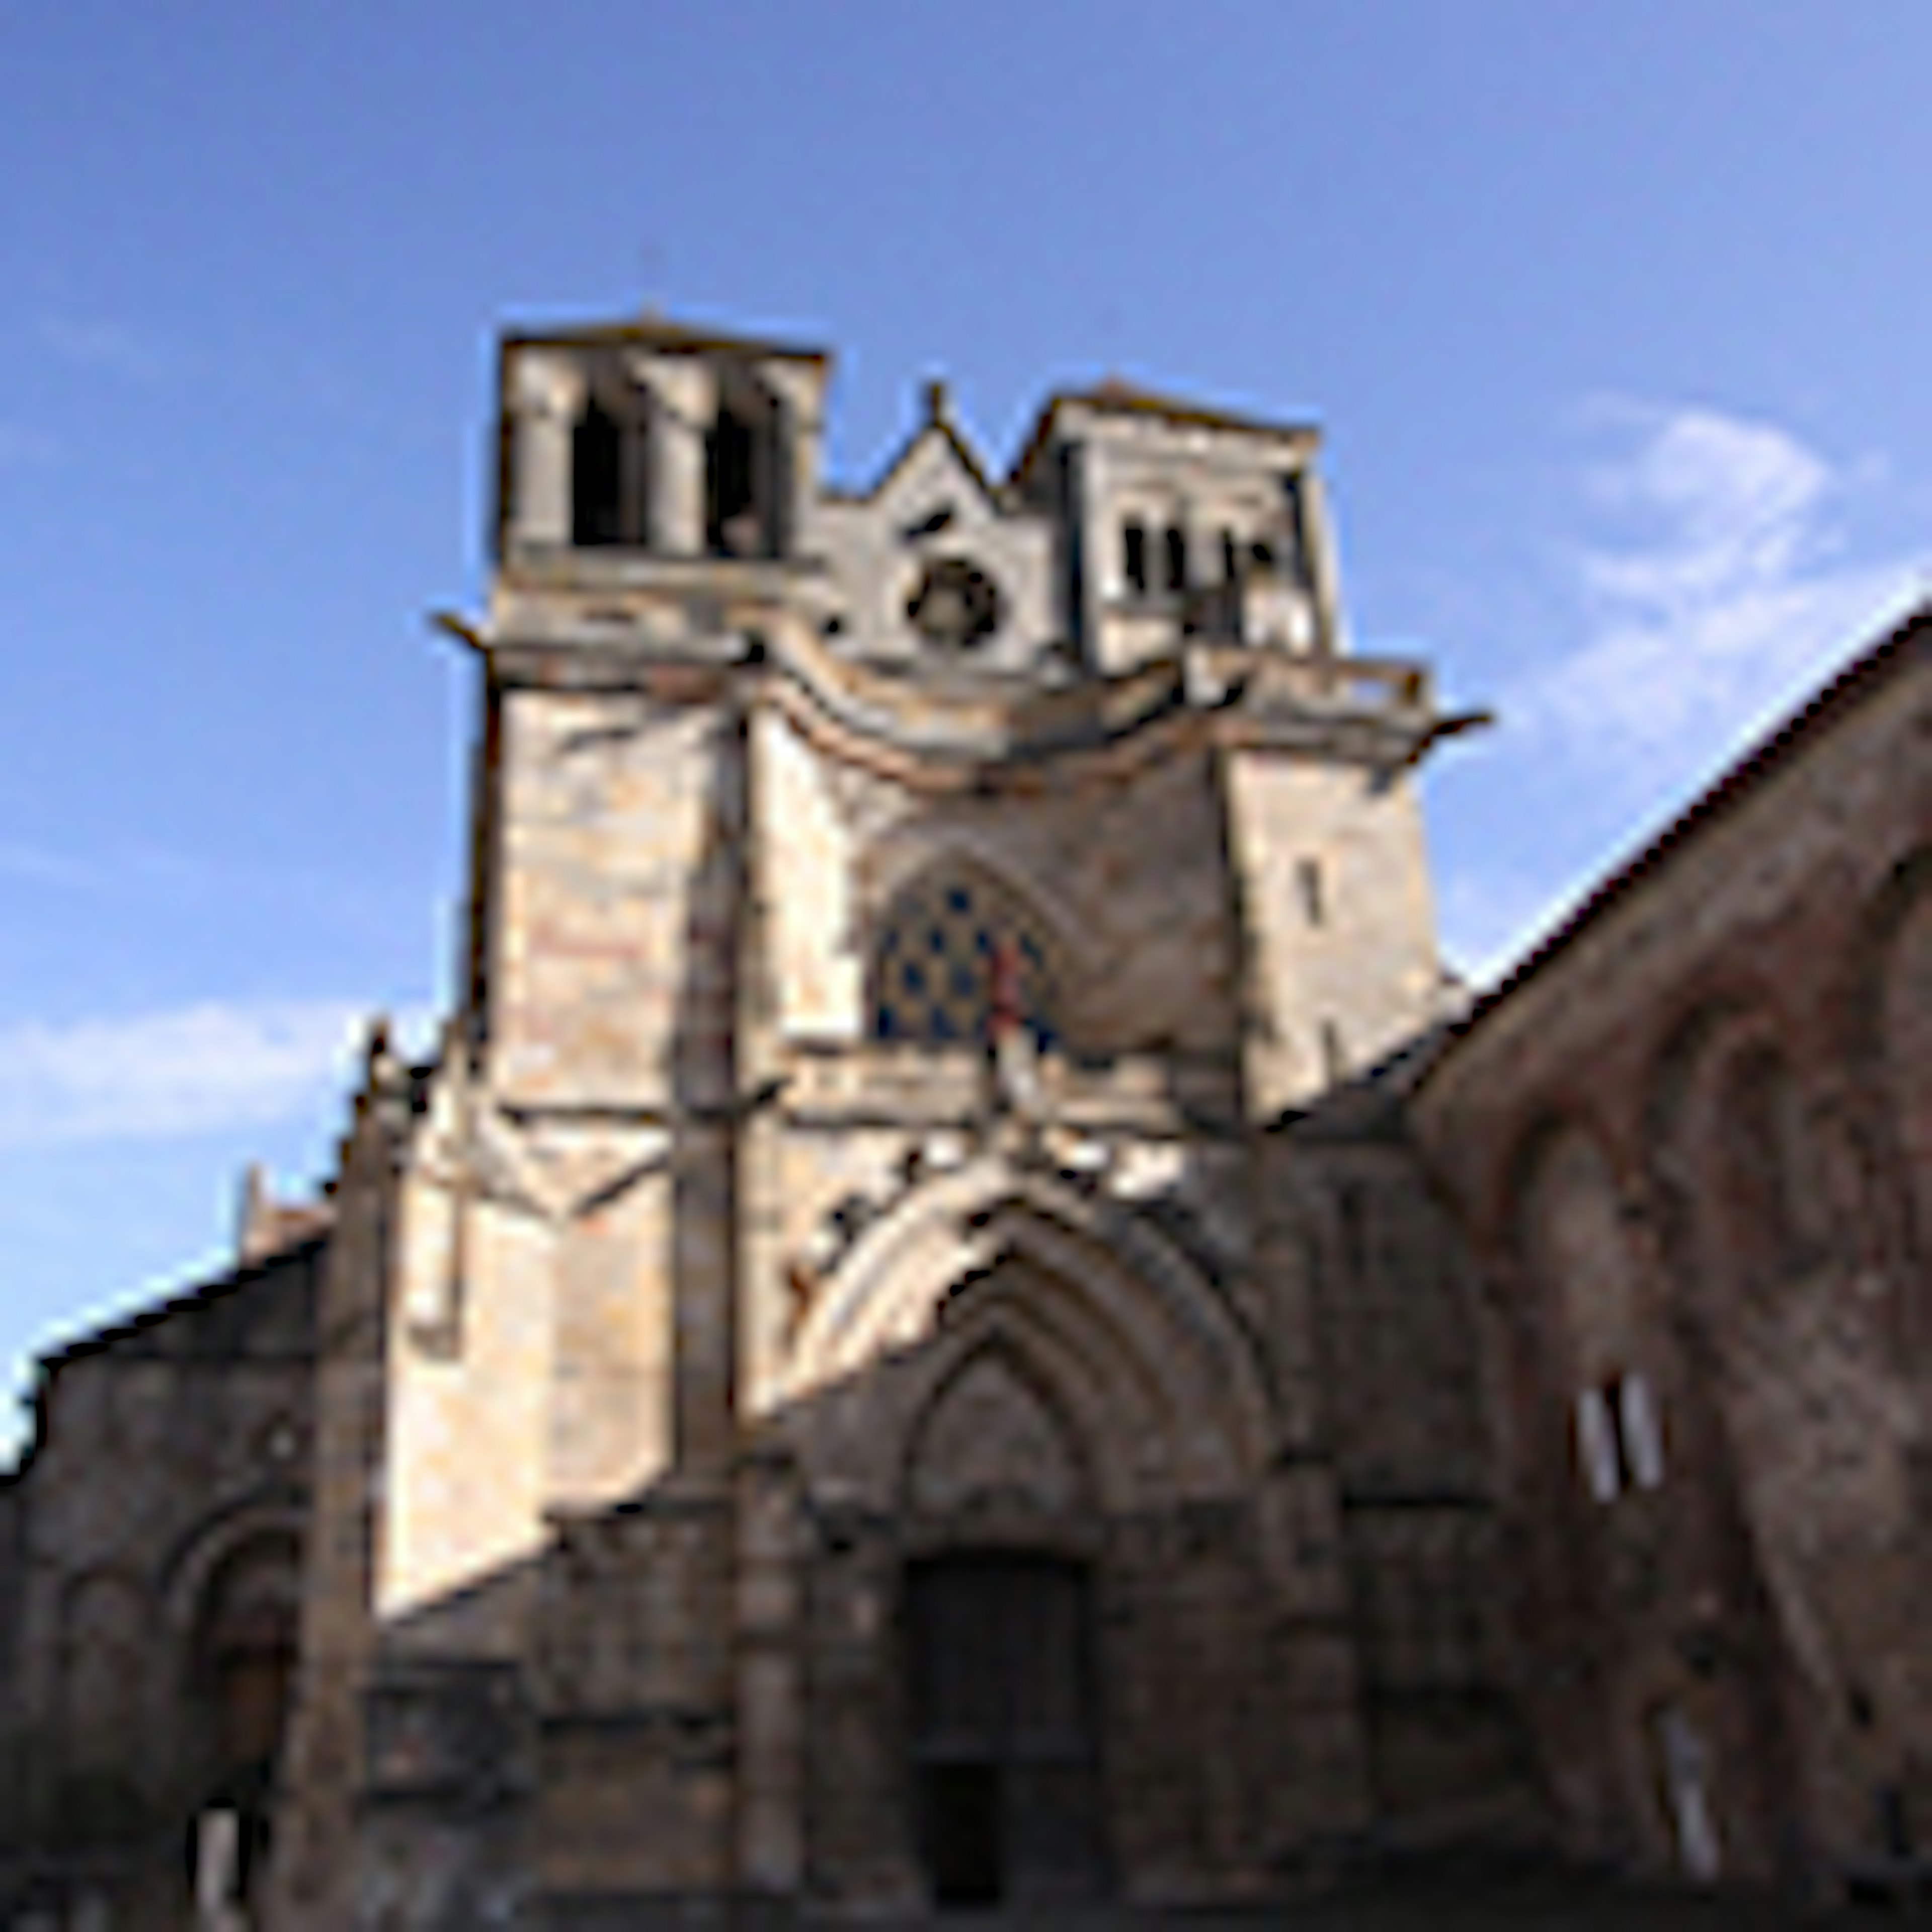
[0, 308, 1925, 1929]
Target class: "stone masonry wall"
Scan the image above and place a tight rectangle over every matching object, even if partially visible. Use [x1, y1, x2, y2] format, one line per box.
[1411, 626, 1932, 1886]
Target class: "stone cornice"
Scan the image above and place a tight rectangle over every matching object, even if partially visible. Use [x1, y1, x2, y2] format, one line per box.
[438, 601, 1468, 786]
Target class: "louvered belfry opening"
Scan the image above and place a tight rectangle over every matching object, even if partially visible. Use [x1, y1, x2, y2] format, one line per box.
[905, 1552, 1106, 1907]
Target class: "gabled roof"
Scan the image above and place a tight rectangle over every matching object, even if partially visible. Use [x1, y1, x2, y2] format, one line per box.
[829, 383, 1008, 513]
[501, 310, 830, 365]
[36, 1228, 328, 1374]
[1421, 600, 1931, 1080]
[1008, 377, 1321, 492]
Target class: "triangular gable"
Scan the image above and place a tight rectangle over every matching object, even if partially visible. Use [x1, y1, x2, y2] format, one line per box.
[846, 398, 1008, 522]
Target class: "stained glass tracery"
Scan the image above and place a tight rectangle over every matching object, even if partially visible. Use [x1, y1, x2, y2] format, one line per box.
[870, 871, 1056, 1047]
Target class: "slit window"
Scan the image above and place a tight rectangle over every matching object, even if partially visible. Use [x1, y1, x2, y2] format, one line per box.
[1221, 529, 1240, 584]
[571, 395, 625, 547]
[1280, 473, 1311, 588]
[1297, 856, 1326, 927]
[1122, 520, 1148, 596]
[1320, 1018, 1346, 1085]
[1576, 1370, 1665, 1503]
[706, 402, 761, 556]
[1163, 524, 1188, 592]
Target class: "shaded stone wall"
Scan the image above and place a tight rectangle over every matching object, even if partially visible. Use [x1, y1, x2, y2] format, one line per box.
[1268, 1095, 1545, 1858]
[0, 1239, 320, 1930]
[1412, 620, 1932, 1887]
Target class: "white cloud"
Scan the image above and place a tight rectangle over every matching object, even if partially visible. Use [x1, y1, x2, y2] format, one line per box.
[0, 1000, 376, 1147]
[1509, 401, 1927, 789]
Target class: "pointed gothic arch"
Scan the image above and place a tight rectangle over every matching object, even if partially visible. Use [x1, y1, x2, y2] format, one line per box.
[778, 1157, 1271, 1516]
[1843, 845, 1932, 1276]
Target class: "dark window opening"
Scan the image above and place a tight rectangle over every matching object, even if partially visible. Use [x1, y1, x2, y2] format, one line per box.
[706, 404, 761, 556]
[1280, 474, 1311, 588]
[1122, 521, 1148, 596]
[1320, 1018, 1346, 1085]
[190, 1537, 300, 1910]
[906, 556, 1003, 652]
[1250, 538, 1276, 573]
[1221, 529, 1240, 584]
[905, 502, 956, 540]
[1162, 524, 1188, 592]
[1297, 856, 1326, 927]
[571, 397, 624, 547]
[907, 1554, 1104, 1907]
[1576, 1371, 1664, 1503]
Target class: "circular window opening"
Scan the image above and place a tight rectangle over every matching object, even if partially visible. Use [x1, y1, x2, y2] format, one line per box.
[906, 557, 1003, 653]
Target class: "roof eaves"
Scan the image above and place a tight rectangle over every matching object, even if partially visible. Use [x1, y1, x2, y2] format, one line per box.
[38, 1228, 331, 1374]
[501, 314, 831, 365]
[1420, 602, 1930, 1084]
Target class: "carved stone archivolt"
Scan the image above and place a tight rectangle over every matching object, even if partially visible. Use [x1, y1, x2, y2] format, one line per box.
[905, 1349, 1089, 1526]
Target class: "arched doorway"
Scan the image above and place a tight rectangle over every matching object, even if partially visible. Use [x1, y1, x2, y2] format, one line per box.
[905, 1551, 1105, 1907]
[186, 1533, 301, 1912]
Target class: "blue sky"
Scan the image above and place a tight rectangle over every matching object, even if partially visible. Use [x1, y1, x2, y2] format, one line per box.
[2, 2, 1927, 1448]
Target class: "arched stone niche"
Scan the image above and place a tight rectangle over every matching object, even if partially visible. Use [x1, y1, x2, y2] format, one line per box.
[188, 1532, 303, 1786]
[1646, 987, 1923, 1810]
[779, 1158, 1270, 1518]
[781, 1161, 1297, 1908]
[59, 1569, 146, 1775]
[1509, 1118, 1644, 1384]
[1854, 848, 1932, 1281]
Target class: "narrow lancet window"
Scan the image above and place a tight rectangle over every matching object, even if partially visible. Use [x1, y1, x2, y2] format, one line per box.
[707, 403, 761, 556]
[1297, 857, 1326, 927]
[1163, 524, 1188, 592]
[571, 395, 624, 547]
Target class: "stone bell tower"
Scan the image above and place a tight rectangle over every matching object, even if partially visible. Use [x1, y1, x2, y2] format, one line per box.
[270, 309, 1508, 1930]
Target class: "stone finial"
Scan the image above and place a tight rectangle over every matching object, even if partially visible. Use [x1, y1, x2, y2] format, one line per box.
[237, 1162, 271, 1264]
[923, 376, 951, 426]
[237, 1162, 335, 1265]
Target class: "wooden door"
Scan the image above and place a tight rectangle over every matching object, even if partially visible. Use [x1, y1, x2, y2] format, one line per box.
[906, 1553, 1104, 1906]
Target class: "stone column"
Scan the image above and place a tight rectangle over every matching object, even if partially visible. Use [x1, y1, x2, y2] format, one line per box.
[736, 1453, 805, 1895]
[508, 352, 582, 549]
[759, 359, 826, 557]
[632, 353, 713, 556]
[1297, 468, 1347, 657]
[1079, 439, 1126, 671]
